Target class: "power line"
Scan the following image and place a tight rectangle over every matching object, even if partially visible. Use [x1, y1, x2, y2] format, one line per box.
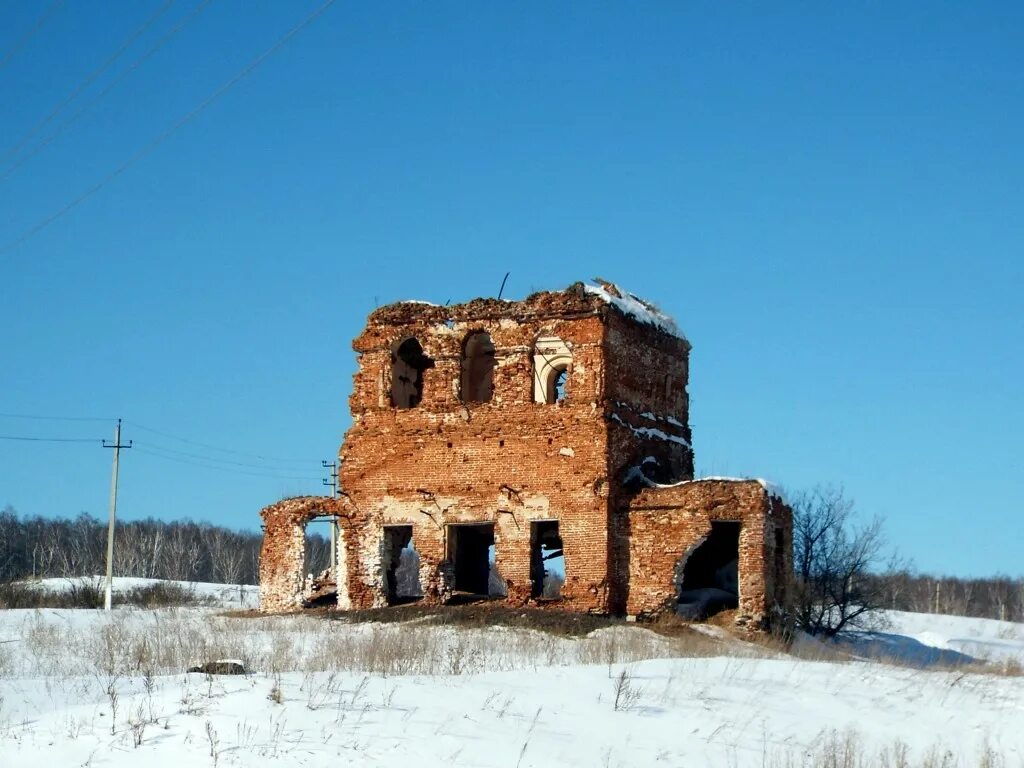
[0, 413, 322, 465]
[126, 420, 318, 465]
[0, 0, 66, 72]
[132, 445, 321, 480]
[0, 413, 325, 467]
[0, 0, 176, 167]
[0, 0, 215, 184]
[0, 412, 113, 423]
[0, 0, 338, 257]
[0, 434, 100, 443]
[133, 439, 319, 472]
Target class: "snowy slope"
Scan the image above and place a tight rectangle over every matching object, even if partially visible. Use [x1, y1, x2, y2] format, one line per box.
[0, 599, 1021, 766]
[835, 609, 1024, 668]
[1, 653, 1020, 767]
[882, 609, 1024, 663]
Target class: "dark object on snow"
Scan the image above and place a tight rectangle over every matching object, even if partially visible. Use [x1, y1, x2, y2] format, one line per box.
[188, 660, 246, 675]
[675, 587, 738, 620]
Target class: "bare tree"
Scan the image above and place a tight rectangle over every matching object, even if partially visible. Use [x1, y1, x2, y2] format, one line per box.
[792, 487, 891, 637]
[207, 527, 247, 585]
[166, 522, 204, 581]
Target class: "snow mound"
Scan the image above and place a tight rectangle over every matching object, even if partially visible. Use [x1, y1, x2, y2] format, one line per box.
[876, 610, 1024, 664]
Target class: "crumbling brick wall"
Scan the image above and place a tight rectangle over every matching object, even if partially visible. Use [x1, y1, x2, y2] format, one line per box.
[258, 496, 349, 612]
[257, 282, 793, 632]
[604, 310, 693, 484]
[621, 479, 792, 631]
[338, 289, 614, 611]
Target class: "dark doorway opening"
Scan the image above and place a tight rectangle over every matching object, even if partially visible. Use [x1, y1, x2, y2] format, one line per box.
[302, 519, 337, 608]
[774, 527, 785, 584]
[530, 521, 565, 599]
[383, 526, 423, 605]
[449, 523, 500, 598]
[676, 521, 740, 619]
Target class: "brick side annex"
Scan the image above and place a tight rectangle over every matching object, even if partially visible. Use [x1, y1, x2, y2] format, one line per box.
[258, 281, 792, 631]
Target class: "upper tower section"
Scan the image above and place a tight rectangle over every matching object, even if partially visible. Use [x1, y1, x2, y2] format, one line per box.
[349, 284, 610, 415]
[343, 280, 693, 485]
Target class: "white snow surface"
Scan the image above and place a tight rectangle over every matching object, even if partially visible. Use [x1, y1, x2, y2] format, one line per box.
[584, 282, 686, 340]
[0, 586, 1021, 766]
[21, 576, 258, 608]
[857, 609, 1024, 665]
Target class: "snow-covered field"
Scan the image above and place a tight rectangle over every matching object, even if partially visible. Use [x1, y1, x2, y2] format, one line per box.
[22, 576, 260, 609]
[0, 581, 1021, 767]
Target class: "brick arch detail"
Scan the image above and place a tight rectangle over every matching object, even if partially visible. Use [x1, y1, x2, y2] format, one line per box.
[259, 496, 351, 612]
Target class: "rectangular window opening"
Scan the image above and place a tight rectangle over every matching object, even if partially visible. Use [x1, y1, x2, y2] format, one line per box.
[676, 520, 740, 620]
[530, 520, 565, 600]
[383, 525, 423, 605]
[447, 523, 505, 601]
[774, 527, 786, 594]
[302, 518, 338, 609]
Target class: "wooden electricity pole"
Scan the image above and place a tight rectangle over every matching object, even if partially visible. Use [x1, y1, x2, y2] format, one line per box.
[322, 459, 339, 577]
[102, 419, 131, 610]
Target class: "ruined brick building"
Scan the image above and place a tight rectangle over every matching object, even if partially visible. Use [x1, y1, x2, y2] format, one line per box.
[259, 281, 792, 631]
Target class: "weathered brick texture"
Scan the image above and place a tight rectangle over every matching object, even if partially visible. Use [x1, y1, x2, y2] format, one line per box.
[621, 479, 792, 630]
[258, 282, 792, 631]
[258, 496, 349, 612]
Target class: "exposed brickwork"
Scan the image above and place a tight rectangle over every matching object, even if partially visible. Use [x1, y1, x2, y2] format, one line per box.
[622, 479, 792, 631]
[258, 282, 793, 631]
[258, 496, 348, 612]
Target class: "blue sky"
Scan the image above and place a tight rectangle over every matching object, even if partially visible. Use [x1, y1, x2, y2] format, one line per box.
[1, 2, 1021, 576]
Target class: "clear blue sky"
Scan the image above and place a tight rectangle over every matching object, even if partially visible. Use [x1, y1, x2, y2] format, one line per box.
[1, 2, 1021, 577]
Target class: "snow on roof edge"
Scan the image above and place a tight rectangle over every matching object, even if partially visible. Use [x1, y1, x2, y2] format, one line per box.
[583, 281, 687, 341]
[628, 474, 788, 503]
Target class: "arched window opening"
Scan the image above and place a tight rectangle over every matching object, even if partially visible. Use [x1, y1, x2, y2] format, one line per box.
[550, 367, 568, 404]
[460, 332, 496, 403]
[674, 521, 740, 620]
[533, 336, 572, 404]
[391, 338, 434, 408]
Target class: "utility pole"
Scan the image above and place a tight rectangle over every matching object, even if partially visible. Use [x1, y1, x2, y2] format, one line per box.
[322, 459, 339, 578]
[102, 419, 131, 611]
[322, 458, 338, 497]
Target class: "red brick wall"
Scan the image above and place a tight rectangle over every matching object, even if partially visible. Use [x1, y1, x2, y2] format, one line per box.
[258, 496, 348, 612]
[622, 479, 792, 630]
[257, 285, 792, 632]
[604, 312, 693, 483]
[338, 294, 614, 612]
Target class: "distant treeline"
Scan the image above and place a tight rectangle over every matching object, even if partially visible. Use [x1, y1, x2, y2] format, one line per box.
[0, 506, 331, 585]
[868, 570, 1024, 623]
